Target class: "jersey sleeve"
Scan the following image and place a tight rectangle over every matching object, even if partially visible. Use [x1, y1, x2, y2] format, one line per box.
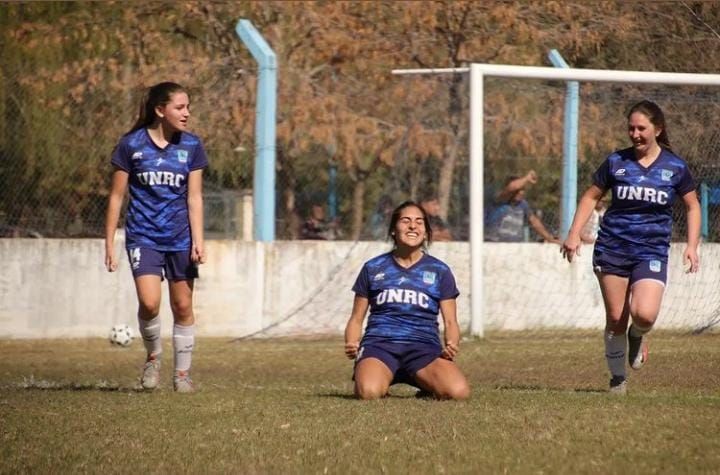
[676, 163, 696, 196]
[351, 264, 370, 297]
[190, 140, 209, 171]
[592, 157, 612, 191]
[438, 265, 460, 300]
[520, 200, 532, 220]
[110, 138, 131, 172]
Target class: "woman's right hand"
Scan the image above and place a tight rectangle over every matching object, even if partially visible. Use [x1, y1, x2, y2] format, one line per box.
[344, 341, 359, 359]
[561, 234, 581, 263]
[525, 170, 538, 185]
[105, 248, 118, 272]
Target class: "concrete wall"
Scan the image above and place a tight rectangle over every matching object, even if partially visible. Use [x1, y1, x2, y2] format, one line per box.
[1, 239, 719, 338]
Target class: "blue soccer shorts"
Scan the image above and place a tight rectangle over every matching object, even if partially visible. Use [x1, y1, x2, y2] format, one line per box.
[593, 250, 667, 286]
[354, 340, 442, 387]
[126, 247, 198, 281]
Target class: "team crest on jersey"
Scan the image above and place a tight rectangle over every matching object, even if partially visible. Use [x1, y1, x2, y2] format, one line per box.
[422, 271, 436, 284]
[373, 272, 385, 281]
[177, 150, 188, 163]
[615, 168, 626, 176]
[661, 169, 673, 181]
[649, 260, 662, 272]
[132, 152, 143, 160]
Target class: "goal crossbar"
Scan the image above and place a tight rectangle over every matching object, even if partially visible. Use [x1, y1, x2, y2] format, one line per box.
[392, 63, 720, 337]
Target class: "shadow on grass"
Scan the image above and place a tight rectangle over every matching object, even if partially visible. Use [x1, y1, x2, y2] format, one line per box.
[495, 383, 606, 394]
[8, 377, 146, 393]
[316, 389, 433, 400]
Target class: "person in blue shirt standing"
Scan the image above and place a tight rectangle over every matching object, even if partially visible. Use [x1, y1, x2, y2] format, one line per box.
[344, 201, 470, 400]
[562, 100, 700, 395]
[105, 82, 208, 393]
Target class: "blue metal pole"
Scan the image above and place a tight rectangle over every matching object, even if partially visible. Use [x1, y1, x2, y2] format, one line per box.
[701, 182, 709, 239]
[236, 19, 277, 241]
[328, 162, 337, 221]
[548, 49, 579, 238]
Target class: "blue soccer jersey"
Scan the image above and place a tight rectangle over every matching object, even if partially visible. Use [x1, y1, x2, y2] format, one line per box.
[593, 147, 695, 261]
[352, 252, 460, 346]
[111, 128, 209, 251]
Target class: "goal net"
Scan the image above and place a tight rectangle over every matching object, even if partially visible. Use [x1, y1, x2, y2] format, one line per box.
[251, 66, 720, 338]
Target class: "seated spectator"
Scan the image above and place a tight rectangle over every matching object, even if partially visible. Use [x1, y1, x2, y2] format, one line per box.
[301, 203, 337, 240]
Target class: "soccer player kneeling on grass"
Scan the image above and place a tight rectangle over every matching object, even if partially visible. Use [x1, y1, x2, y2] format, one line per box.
[562, 100, 700, 395]
[344, 200, 470, 400]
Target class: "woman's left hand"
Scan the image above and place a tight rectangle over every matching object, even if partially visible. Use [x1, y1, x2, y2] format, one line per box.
[191, 243, 206, 264]
[683, 246, 699, 273]
[442, 341, 459, 360]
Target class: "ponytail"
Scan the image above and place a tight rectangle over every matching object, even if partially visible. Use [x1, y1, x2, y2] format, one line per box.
[127, 82, 186, 135]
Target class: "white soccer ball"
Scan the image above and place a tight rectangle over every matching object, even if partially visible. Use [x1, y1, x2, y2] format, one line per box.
[109, 324, 134, 347]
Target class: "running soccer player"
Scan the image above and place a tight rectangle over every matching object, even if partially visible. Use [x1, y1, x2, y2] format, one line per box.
[344, 201, 470, 400]
[561, 100, 700, 395]
[105, 82, 208, 393]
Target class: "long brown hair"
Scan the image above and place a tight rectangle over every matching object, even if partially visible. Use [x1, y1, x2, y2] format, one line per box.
[126, 82, 186, 135]
[627, 100, 671, 151]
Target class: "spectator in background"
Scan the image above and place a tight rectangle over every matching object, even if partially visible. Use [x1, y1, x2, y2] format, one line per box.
[485, 170, 560, 243]
[420, 196, 452, 241]
[300, 203, 337, 240]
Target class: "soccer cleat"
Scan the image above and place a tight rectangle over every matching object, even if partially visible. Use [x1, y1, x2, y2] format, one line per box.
[173, 370, 194, 393]
[609, 375, 627, 395]
[627, 325, 649, 370]
[140, 355, 161, 390]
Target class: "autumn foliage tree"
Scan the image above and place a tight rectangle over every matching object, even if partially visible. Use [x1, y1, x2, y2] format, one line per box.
[2, 1, 720, 239]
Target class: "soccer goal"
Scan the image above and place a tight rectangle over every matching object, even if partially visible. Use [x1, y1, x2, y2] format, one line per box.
[393, 63, 720, 337]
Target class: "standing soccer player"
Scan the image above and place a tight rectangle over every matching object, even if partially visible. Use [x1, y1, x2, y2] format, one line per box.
[105, 82, 208, 393]
[562, 100, 700, 395]
[344, 201, 470, 400]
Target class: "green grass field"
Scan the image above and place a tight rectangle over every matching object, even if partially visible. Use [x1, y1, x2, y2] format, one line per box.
[1, 331, 719, 474]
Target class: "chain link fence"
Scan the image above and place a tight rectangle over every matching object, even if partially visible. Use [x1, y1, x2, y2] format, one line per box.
[3, 11, 720, 243]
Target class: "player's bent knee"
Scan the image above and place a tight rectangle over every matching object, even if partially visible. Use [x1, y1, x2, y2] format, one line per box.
[631, 312, 657, 329]
[170, 300, 193, 318]
[439, 381, 471, 401]
[354, 375, 389, 400]
[138, 303, 161, 318]
[354, 382, 388, 400]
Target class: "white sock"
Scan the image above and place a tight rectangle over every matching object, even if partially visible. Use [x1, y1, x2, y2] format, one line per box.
[604, 330, 626, 379]
[173, 324, 195, 373]
[138, 315, 162, 359]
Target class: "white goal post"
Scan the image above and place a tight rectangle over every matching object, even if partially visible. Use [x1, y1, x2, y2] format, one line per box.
[392, 63, 720, 337]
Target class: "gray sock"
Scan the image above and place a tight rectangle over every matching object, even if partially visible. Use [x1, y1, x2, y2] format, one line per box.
[138, 315, 162, 359]
[173, 323, 195, 373]
[604, 329, 626, 378]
